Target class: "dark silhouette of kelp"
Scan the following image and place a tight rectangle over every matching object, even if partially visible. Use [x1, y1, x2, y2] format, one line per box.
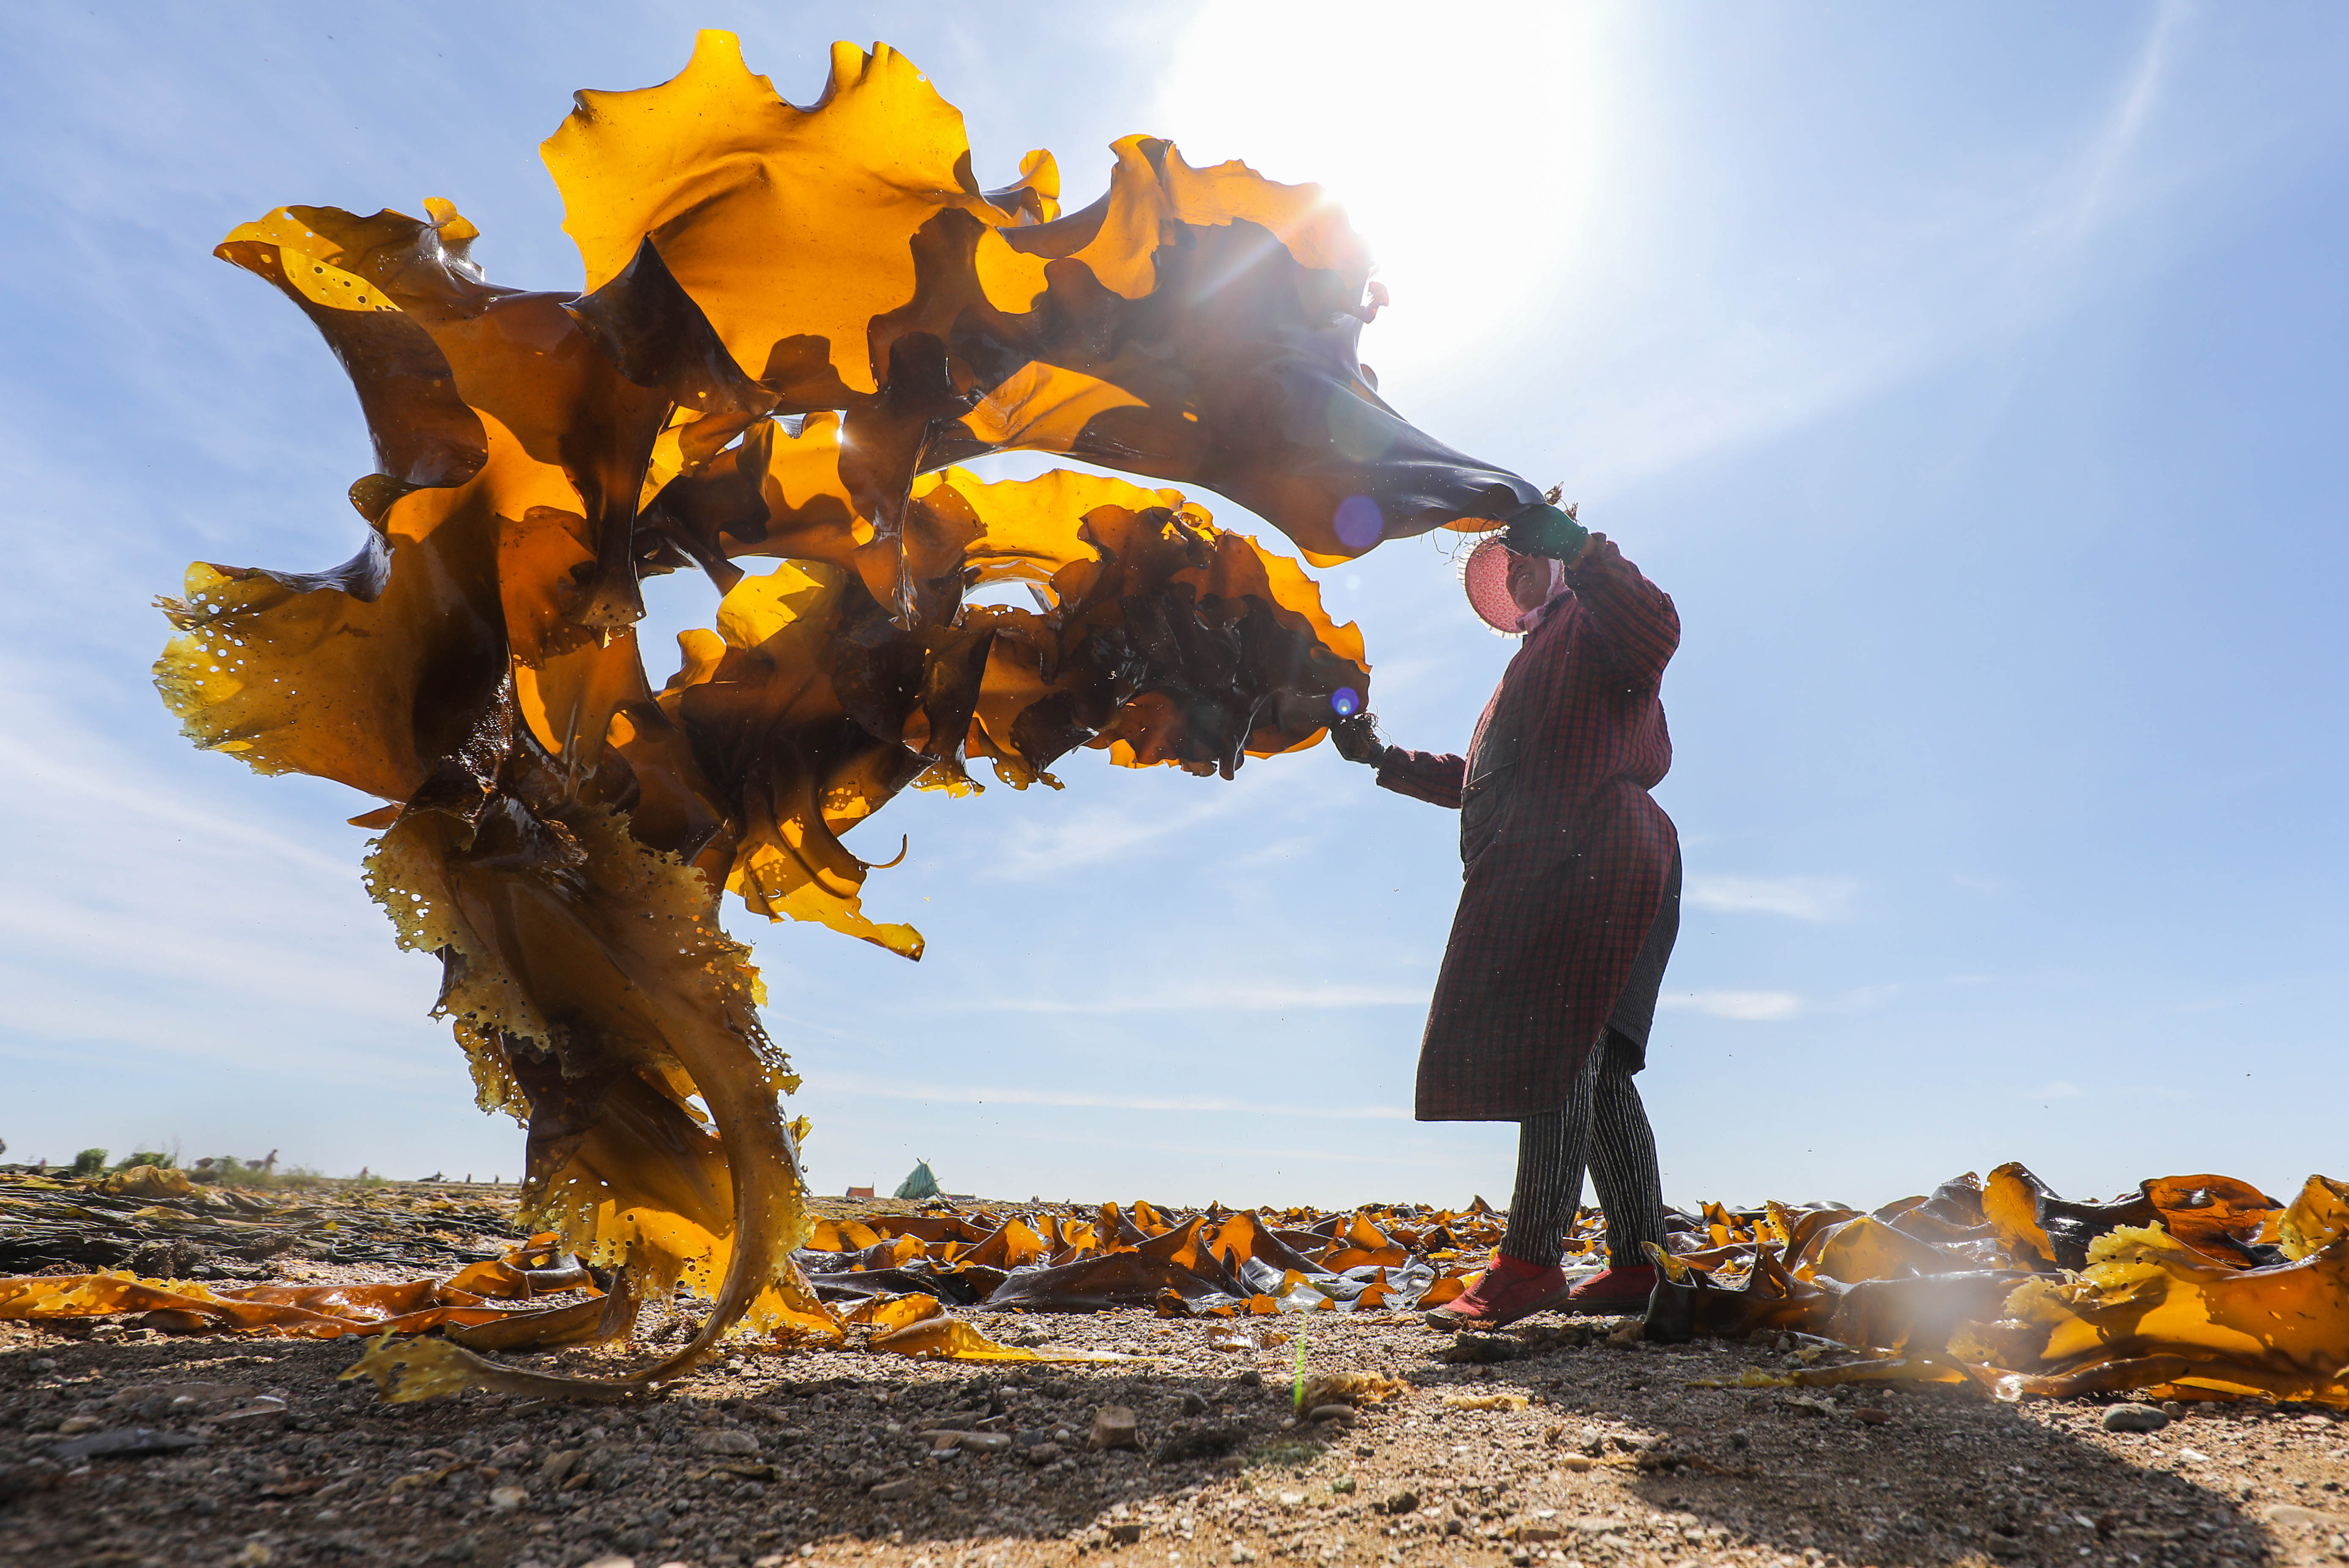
[148, 33, 1540, 1398]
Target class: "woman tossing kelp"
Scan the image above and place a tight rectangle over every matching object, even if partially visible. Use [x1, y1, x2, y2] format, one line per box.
[153, 33, 1569, 1399]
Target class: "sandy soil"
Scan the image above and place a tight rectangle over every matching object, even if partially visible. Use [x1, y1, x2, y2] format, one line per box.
[4, 1200, 2347, 1568]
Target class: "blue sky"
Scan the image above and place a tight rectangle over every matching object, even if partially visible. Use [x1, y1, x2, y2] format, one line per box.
[3, 1, 2343, 1213]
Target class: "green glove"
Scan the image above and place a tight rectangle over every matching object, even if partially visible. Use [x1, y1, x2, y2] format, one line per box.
[1502, 501, 1589, 562]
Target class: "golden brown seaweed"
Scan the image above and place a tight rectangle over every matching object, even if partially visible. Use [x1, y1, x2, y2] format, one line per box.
[157, 32, 1524, 1399]
[4, 1196, 1507, 1345]
[542, 33, 1540, 576]
[1663, 1167, 2349, 1408]
[22, 1160, 2344, 1406]
[0, 1238, 601, 1340]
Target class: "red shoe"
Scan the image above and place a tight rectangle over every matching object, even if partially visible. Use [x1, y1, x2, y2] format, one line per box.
[1422, 1254, 1574, 1330]
[1563, 1264, 1658, 1315]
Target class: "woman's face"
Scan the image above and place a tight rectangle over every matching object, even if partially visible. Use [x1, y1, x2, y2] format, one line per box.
[1505, 550, 1558, 614]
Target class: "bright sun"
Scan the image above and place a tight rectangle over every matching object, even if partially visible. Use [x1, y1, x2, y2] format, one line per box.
[1153, 0, 1604, 390]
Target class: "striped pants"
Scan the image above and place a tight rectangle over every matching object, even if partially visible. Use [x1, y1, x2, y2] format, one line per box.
[1498, 1030, 1668, 1269]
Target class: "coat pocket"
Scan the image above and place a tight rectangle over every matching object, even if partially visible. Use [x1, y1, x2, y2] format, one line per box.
[1466, 733, 1520, 788]
[1460, 735, 1521, 862]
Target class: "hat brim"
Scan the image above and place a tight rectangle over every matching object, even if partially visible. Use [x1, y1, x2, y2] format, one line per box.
[1460, 535, 1526, 635]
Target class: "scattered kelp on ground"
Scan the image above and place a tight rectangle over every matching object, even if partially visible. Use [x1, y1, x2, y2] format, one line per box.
[153, 30, 1542, 1401]
[0, 1236, 603, 1342]
[14, 1166, 2344, 1408]
[3, 1188, 1513, 1390]
[0, 1170, 528, 1277]
[790, 1198, 1504, 1321]
[1654, 1164, 2349, 1409]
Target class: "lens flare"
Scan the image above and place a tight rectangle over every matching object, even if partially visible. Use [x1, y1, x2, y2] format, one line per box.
[1332, 494, 1383, 551]
[1331, 687, 1361, 717]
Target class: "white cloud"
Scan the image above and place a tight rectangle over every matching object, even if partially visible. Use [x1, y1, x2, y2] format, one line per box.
[991, 1128, 1445, 1170]
[974, 764, 1292, 881]
[962, 981, 1426, 1015]
[1660, 989, 1804, 1022]
[2061, 0, 2189, 244]
[0, 661, 446, 1086]
[816, 1074, 1409, 1121]
[1685, 874, 1859, 922]
[1535, 2, 2199, 502]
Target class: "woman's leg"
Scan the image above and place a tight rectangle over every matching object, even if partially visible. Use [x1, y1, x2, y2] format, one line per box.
[1586, 1032, 1668, 1267]
[1498, 1042, 1603, 1265]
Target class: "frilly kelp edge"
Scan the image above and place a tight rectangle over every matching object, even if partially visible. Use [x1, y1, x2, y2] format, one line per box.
[149, 32, 1541, 1400]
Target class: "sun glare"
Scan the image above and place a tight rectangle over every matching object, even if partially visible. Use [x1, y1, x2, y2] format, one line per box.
[1154, 0, 1603, 389]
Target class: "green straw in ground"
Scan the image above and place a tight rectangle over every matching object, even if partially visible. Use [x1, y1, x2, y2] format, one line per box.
[1293, 1321, 1307, 1416]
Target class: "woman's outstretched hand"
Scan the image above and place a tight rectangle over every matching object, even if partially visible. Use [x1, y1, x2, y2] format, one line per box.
[1330, 711, 1389, 767]
[1501, 501, 1591, 562]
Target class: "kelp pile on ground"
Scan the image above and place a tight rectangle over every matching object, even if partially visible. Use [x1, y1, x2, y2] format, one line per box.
[0, 1236, 603, 1344]
[0, 1169, 527, 1279]
[12, 1167, 2343, 1409]
[1652, 1163, 2349, 1410]
[152, 30, 1539, 1401]
[0, 1189, 1515, 1382]
[790, 1197, 1506, 1322]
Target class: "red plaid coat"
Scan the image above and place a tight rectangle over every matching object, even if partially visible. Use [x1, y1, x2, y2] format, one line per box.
[1377, 536, 1679, 1122]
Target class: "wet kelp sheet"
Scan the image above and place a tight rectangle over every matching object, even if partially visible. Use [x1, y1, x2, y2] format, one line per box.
[151, 31, 1539, 1400]
[1652, 1164, 2349, 1409]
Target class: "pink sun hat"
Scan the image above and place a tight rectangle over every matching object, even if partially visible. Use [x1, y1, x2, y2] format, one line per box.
[1459, 534, 1563, 635]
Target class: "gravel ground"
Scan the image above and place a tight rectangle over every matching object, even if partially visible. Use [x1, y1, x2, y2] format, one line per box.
[6, 1278, 2349, 1568]
[5, 1186, 2347, 1568]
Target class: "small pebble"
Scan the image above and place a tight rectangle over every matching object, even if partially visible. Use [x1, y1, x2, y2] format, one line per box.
[1089, 1405, 1139, 1450]
[2102, 1404, 2171, 1433]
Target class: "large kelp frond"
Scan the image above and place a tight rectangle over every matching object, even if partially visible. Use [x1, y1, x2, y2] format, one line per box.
[655, 469, 1370, 947]
[546, 30, 1541, 572]
[157, 33, 1438, 1401]
[543, 34, 1044, 402]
